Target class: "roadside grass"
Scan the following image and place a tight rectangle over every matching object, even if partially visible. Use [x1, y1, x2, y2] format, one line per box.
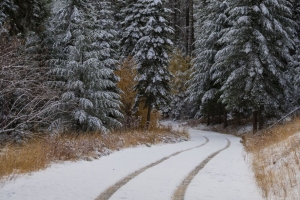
[244, 118, 300, 199]
[0, 125, 188, 184]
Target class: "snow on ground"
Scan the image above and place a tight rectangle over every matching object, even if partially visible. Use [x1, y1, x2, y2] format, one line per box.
[185, 134, 262, 200]
[0, 122, 262, 200]
[0, 135, 205, 200]
[110, 132, 227, 200]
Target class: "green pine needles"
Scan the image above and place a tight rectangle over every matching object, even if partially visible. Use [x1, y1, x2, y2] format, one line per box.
[48, 0, 122, 133]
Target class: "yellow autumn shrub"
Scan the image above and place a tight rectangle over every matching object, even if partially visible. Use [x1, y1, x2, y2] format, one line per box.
[169, 49, 192, 94]
[116, 57, 160, 129]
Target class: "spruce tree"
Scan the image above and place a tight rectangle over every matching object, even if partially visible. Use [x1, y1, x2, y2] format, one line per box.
[292, 0, 300, 101]
[48, 0, 122, 133]
[119, 0, 143, 57]
[120, 0, 173, 127]
[213, 0, 296, 130]
[0, 0, 15, 29]
[293, 1, 300, 36]
[187, 0, 229, 122]
[0, 0, 51, 35]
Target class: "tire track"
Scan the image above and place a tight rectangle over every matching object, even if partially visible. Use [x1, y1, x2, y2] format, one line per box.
[95, 137, 209, 200]
[172, 138, 231, 200]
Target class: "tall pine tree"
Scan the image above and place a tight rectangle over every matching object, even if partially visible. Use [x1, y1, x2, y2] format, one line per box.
[188, 0, 229, 124]
[0, 0, 51, 35]
[213, 0, 296, 131]
[48, 0, 122, 133]
[119, 0, 143, 57]
[120, 0, 173, 127]
[292, 0, 300, 101]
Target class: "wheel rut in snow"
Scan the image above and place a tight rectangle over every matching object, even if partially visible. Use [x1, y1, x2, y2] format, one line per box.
[172, 138, 231, 200]
[95, 137, 209, 200]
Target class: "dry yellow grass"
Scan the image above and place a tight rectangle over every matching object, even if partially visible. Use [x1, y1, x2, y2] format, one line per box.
[244, 118, 300, 199]
[0, 126, 188, 184]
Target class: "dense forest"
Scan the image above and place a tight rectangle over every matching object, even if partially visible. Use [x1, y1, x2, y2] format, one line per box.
[0, 0, 299, 142]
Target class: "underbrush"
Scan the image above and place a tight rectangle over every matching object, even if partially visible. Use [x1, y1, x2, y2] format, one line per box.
[0, 125, 188, 184]
[244, 118, 300, 199]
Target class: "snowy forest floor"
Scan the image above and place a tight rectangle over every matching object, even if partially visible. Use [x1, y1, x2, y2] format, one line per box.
[188, 117, 300, 200]
[244, 118, 300, 200]
[0, 121, 262, 200]
[1, 119, 299, 200]
[0, 125, 188, 184]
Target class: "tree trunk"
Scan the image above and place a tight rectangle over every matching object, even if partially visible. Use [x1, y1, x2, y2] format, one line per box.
[258, 105, 264, 130]
[146, 99, 152, 129]
[207, 111, 210, 126]
[237, 112, 241, 125]
[253, 110, 258, 134]
[188, 0, 194, 56]
[223, 108, 227, 128]
[172, 0, 179, 39]
[185, 0, 190, 54]
[219, 103, 222, 124]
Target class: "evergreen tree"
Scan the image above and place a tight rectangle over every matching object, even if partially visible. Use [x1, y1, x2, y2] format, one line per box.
[48, 0, 122, 133]
[213, 0, 296, 130]
[293, 1, 300, 37]
[0, 0, 51, 35]
[119, 0, 143, 57]
[292, 0, 300, 101]
[0, 0, 15, 29]
[187, 0, 229, 122]
[120, 0, 173, 127]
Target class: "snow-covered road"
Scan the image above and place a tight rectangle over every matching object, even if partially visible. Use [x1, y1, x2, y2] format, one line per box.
[0, 123, 263, 200]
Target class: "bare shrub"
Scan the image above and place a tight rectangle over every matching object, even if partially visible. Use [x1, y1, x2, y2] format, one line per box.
[0, 33, 58, 144]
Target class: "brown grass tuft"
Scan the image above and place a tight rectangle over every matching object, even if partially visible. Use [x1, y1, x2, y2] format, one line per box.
[0, 126, 188, 184]
[244, 118, 300, 199]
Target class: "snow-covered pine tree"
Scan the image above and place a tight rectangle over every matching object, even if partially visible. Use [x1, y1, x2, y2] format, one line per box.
[0, 0, 50, 35]
[48, 0, 122, 133]
[119, 0, 143, 57]
[292, 0, 300, 101]
[120, 0, 173, 127]
[292, 1, 300, 57]
[295, 2, 300, 52]
[213, 0, 296, 131]
[187, 0, 229, 123]
[112, 0, 130, 24]
[0, 0, 15, 29]
[293, 0, 300, 37]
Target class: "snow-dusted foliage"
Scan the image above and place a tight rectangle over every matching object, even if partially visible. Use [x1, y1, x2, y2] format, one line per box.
[293, 1, 300, 35]
[48, 0, 122, 133]
[0, 0, 15, 28]
[212, 0, 296, 115]
[120, 0, 173, 124]
[187, 0, 229, 117]
[0, 0, 50, 34]
[119, 0, 144, 56]
[292, 0, 300, 97]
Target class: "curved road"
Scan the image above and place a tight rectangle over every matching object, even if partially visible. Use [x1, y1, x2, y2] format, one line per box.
[0, 123, 263, 200]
